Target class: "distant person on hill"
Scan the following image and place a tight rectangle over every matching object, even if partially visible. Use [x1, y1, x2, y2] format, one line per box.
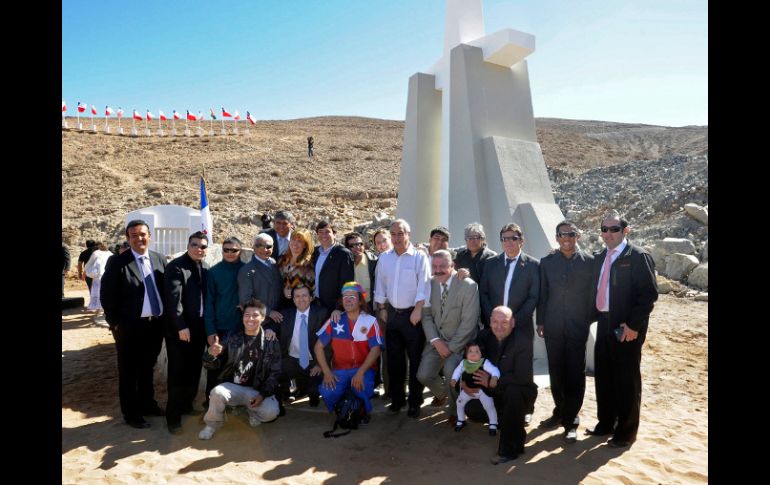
[307, 136, 314, 157]
[78, 240, 97, 291]
[62, 241, 71, 298]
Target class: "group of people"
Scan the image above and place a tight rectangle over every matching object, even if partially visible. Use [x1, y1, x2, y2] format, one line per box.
[94, 207, 657, 465]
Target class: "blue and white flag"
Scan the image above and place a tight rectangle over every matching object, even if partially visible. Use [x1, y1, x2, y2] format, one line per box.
[200, 175, 213, 245]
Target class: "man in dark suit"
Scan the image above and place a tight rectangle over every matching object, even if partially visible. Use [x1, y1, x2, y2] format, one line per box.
[312, 221, 355, 313]
[275, 285, 329, 408]
[536, 220, 595, 443]
[163, 231, 210, 434]
[261, 210, 295, 260]
[101, 220, 167, 429]
[587, 210, 657, 448]
[238, 233, 284, 325]
[479, 223, 540, 424]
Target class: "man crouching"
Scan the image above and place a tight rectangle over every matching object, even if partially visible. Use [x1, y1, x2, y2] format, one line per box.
[198, 298, 282, 440]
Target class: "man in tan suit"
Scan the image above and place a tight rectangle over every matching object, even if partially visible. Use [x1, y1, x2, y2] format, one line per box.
[417, 250, 480, 425]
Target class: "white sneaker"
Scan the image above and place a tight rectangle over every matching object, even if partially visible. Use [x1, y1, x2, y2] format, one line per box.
[524, 414, 532, 426]
[249, 416, 262, 427]
[198, 425, 216, 440]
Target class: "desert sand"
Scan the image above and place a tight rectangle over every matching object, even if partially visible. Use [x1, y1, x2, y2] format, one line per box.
[62, 278, 707, 484]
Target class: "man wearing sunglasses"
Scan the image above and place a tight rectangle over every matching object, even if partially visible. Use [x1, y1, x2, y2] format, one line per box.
[238, 233, 284, 325]
[587, 210, 657, 449]
[536, 221, 595, 444]
[164, 231, 210, 434]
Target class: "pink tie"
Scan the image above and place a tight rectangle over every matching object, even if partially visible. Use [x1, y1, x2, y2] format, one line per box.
[596, 249, 615, 312]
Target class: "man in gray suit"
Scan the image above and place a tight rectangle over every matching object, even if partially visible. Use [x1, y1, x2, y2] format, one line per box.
[479, 223, 540, 424]
[238, 233, 284, 325]
[417, 250, 480, 425]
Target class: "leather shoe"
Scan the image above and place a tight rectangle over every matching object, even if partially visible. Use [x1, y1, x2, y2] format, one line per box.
[490, 453, 518, 465]
[429, 395, 447, 407]
[167, 422, 183, 435]
[586, 425, 614, 437]
[607, 438, 632, 448]
[538, 415, 561, 429]
[125, 417, 151, 429]
[309, 395, 320, 407]
[387, 403, 403, 414]
[142, 405, 165, 417]
[407, 406, 421, 418]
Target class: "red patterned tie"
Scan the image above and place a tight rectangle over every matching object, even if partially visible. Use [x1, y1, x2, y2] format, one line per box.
[595, 249, 615, 312]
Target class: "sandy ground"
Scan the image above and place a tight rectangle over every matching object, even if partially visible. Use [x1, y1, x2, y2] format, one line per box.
[62, 279, 707, 484]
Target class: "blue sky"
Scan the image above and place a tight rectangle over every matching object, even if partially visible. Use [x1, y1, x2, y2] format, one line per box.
[62, 0, 707, 127]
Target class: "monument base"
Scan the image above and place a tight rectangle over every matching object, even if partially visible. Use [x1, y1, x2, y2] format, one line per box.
[104, 126, 110, 134]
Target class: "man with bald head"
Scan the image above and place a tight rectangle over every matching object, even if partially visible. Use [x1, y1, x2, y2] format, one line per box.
[238, 233, 284, 324]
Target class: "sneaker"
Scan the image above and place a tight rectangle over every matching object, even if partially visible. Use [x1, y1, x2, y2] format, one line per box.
[489, 424, 498, 437]
[564, 428, 578, 443]
[198, 425, 216, 440]
[454, 421, 466, 432]
[249, 416, 262, 427]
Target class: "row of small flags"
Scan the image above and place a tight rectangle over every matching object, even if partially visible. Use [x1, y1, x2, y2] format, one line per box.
[62, 101, 256, 124]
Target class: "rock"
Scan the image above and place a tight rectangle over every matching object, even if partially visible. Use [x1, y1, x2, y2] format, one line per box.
[701, 239, 708, 261]
[684, 203, 708, 225]
[688, 263, 708, 290]
[664, 253, 699, 281]
[694, 293, 708, 302]
[656, 275, 681, 294]
[657, 238, 696, 255]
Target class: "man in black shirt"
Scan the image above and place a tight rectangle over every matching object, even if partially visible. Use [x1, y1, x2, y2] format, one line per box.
[77, 240, 97, 291]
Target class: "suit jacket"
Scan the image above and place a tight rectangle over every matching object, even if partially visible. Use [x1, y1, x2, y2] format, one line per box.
[164, 252, 209, 335]
[536, 250, 595, 342]
[276, 302, 330, 362]
[237, 256, 283, 315]
[479, 252, 540, 339]
[312, 244, 355, 312]
[590, 241, 658, 340]
[477, 328, 536, 397]
[262, 228, 289, 261]
[100, 249, 168, 330]
[421, 275, 480, 355]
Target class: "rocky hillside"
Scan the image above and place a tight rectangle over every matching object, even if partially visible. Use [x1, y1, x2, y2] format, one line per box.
[62, 116, 707, 251]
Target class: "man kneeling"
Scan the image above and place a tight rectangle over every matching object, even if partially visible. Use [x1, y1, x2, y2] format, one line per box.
[198, 298, 282, 440]
[315, 282, 384, 422]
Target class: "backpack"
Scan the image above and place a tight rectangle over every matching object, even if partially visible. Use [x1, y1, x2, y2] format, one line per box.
[323, 389, 366, 438]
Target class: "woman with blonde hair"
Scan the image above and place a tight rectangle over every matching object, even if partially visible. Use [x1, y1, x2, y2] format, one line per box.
[278, 227, 316, 308]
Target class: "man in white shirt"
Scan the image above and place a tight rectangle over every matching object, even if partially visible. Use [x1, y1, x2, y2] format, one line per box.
[374, 219, 431, 418]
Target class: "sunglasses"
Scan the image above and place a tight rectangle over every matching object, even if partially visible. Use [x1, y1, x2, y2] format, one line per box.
[348, 242, 364, 248]
[222, 248, 241, 253]
[501, 235, 521, 242]
[600, 226, 623, 233]
[256, 244, 274, 249]
[557, 231, 577, 238]
[190, 242, 208, 249]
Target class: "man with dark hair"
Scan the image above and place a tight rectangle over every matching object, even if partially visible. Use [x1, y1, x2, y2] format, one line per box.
[262, 210, 295, 260]
[427, 226, 451, 257]
[312, 221, 355, 313]
[164, 231, 210, 434]
[78, 240, 97, 291]
[536, 220, 594, 443]
[101, 220, 168, 429]
[454, 222, 497, 284]
[204, 236, 245, 402]
[587, 210, 657, 449]
[344, 231, 378, 314]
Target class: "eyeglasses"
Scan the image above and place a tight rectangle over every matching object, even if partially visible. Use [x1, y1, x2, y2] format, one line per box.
[600, 226, 623, 233]
[243, 313, 263, 320]
[557, 231, 578, 238]
[190, 242, 208, 249]
[348, 242, 364, 248]
[342, 294, 359, 300]
[465, 235, 482, 241]
[500, 235, 521, 242]
[256, 244, 274, 249]
[222, 248, 241, 253]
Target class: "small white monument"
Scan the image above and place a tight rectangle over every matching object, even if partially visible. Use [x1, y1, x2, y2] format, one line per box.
[396, 0, 564, 259]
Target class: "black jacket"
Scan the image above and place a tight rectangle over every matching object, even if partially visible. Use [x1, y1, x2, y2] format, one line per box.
[101, 249, 168, 330]
[312, 244, 355, 312]
[164, 252, 209, 334]
[202, 329, 282, 397]
[479, 252, 540, 336]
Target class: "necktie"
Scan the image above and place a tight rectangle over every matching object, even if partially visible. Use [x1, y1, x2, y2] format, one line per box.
[505, 257, 513, 273]
[299, 313, 310, 369]
[595, 249, 616, 311]
[143, 256, 161, 316]
[440, 283, 449, 314]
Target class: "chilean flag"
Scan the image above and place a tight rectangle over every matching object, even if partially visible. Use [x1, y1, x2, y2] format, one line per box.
[200, 175, 213, 245]
[132, 110, 142, 120]
[105, 106, 114, 116]
[91, 105, 97, 115]
[246, 111, 256, 125]
[198, 111, 204, 121]
[186, 110, 196, 121]
[77, 102, 86, 113]
[233, 111, 240, 120]
[173, 110, 181, 120]
[62, 100, 67, 112]
[117, 107, 124, 119]
[159, 110, 167, 121]
[209, 108, 217, 120]
[221, 107, 232, 118]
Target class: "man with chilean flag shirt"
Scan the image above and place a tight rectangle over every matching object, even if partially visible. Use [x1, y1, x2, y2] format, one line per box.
[314, 282, 383, 417]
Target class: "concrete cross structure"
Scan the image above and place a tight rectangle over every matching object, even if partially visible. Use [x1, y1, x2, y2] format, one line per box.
[397, 0, 564, 259]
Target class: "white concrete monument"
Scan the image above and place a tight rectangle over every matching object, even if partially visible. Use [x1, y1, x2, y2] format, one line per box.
[396, 0, 564, 259]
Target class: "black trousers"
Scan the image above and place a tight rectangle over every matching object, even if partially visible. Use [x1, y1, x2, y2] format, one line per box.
[166, 318, 206, 426]
[113, 317, 164, 420]
[385, 305, 425, 409]
[594, 313, 644, 442]
[85, 276, 93, 291]
[544, 326, 587, 428]
[466, 384, 537, 457]
[279, 356, 321, 399]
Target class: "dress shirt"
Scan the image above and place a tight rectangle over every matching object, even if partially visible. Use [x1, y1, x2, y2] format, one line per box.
[314, 244, 334, 297]
[596, 238, 628, 312]
[289, 308, 311, 359]
[373, 242, 431, 309]
[502, 255, 519, 308]
[131, 249, 164, 318]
